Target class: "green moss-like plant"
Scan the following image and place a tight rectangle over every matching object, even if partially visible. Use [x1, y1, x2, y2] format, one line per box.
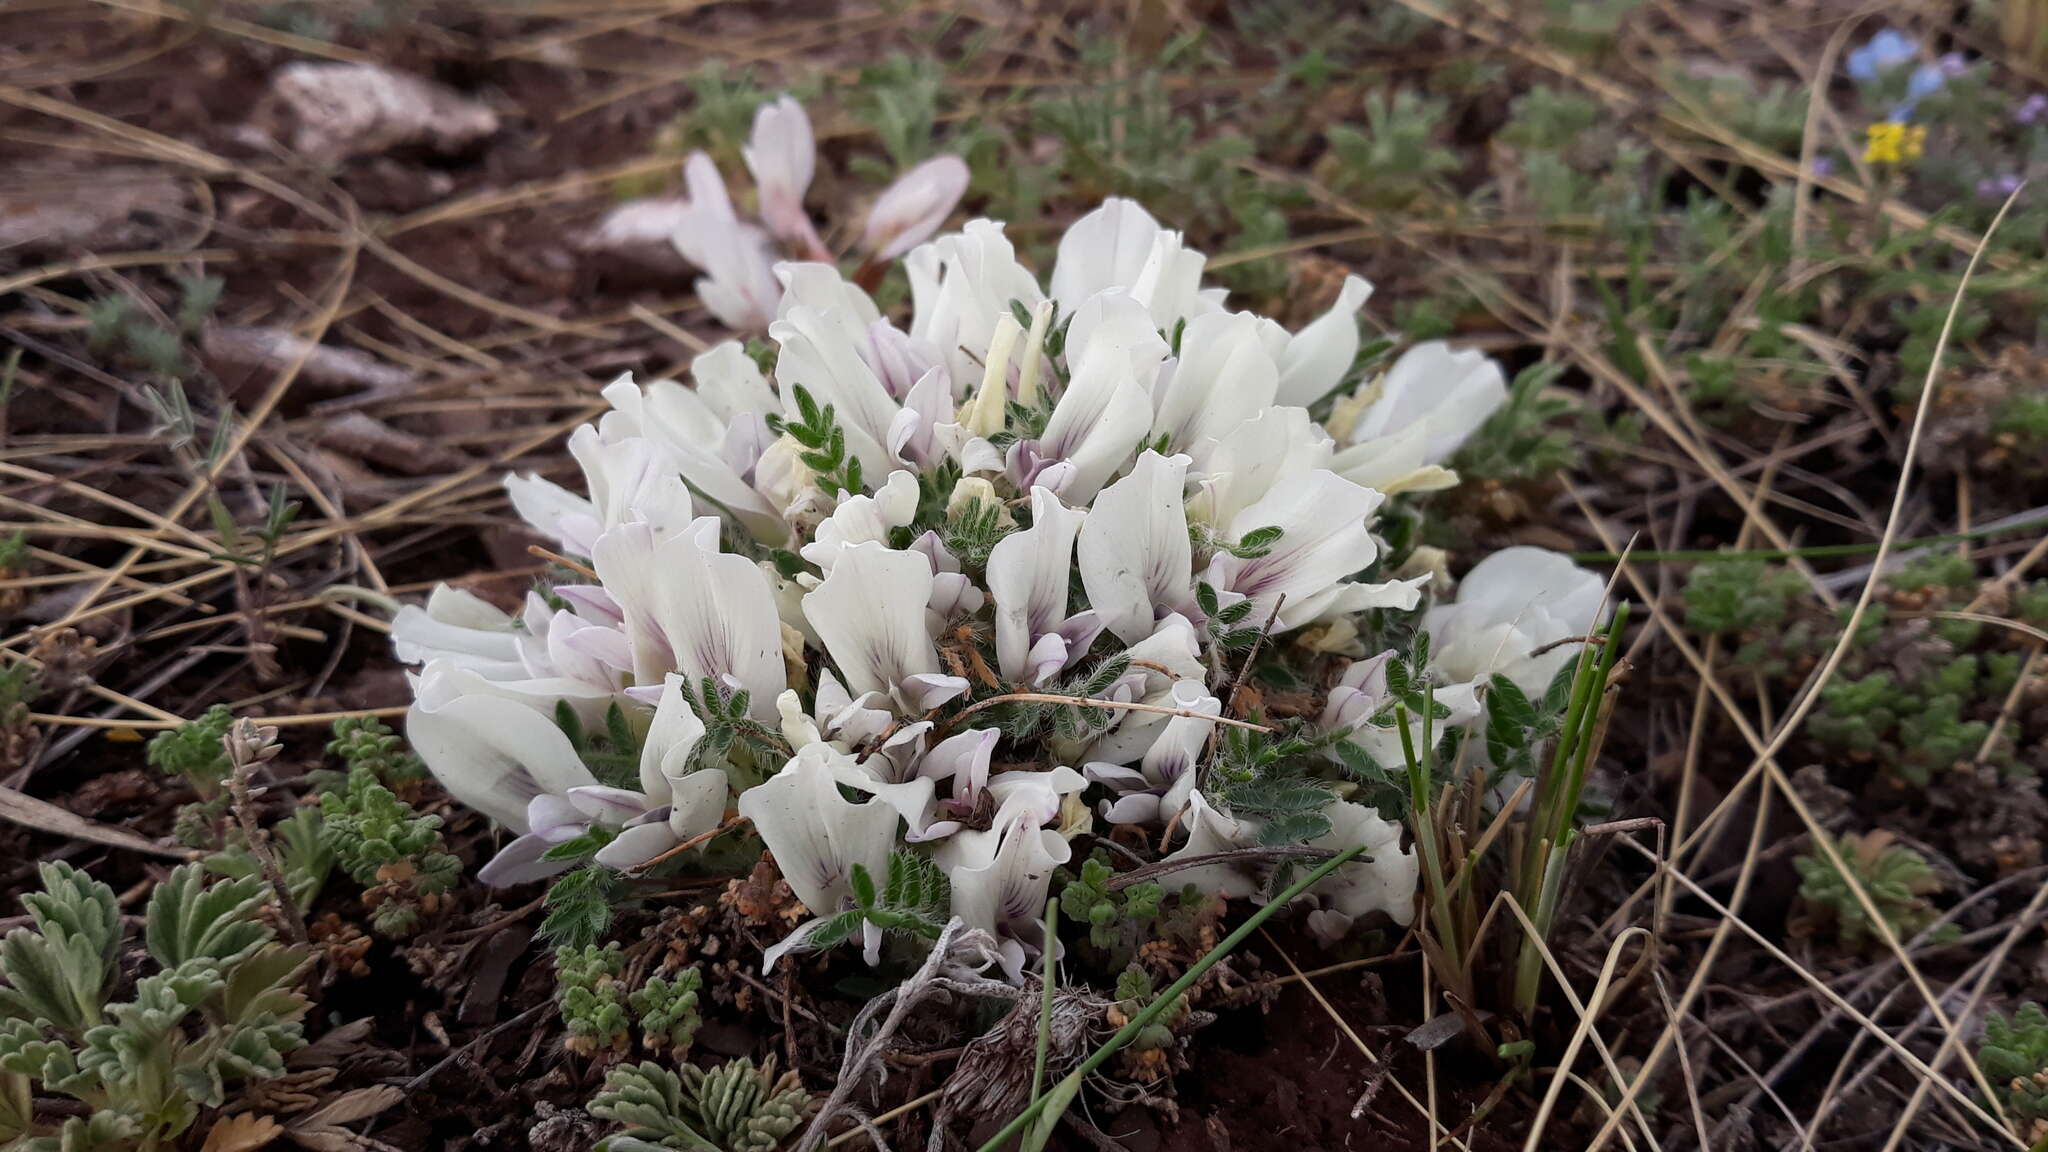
[0, 863, 310, 1150]
[591, 1057, 812, 1152]
[1792, 832, 1951, 949]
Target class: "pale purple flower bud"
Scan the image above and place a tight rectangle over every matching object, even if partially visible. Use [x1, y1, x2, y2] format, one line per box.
[742, 95, 827, 259]
[2016, 93, 2048, 125]
[861, 155, 970, 261]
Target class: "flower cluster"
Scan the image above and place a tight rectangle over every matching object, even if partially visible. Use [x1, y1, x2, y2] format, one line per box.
[395, 180, 1607, 977]
[589, 94, 969, 331]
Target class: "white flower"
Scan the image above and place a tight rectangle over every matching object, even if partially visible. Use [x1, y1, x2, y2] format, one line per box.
[1049, 198, 1214, 331]
[477, 785, 652, 887]
[401, 184, 1550, 970]
[1186, 405, 1332, 531]
[936, 785, 1075, 978]
[1273, 275, 1373, 407]
[801, 469, 920, 571]
[671, 152, 783, 331]
[802, 542, 967, 709]
[743, 95, 827, 260]
[1031, 330, 1153, 502]
[1077, 451, 1195, 645]
[1299, 801, 1418, 943]
[906, 219, 1043, 389]
[1205, 470, 1423, 632]
[1425, 546, 1607, 695]
[600, 370, 785, 543]
[741, 745, 903, 969]
[863, 155, 970, 261]
[1085, 680, 1218, 825]
[405, 668, 597, 834]
[590, 519, 786, 719]
[592, 673, 731, 872]
[1150, 310, 1279, 457]
[987, 487, 1099, 685]
[391, 586, 524, 680]
[1330, 341, 1508, 494]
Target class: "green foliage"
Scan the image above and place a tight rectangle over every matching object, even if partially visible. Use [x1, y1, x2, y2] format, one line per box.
[847, 55, 944, 170]
[173, 274, 223, 335]
[1481, 663, 1576, 783]
[1325, 89, 1458, 211]
[317, 754, 458, 934]
[1192, 582, 1270, 657]
[146, 704, 235, 798]
[1057, 854, 1163, 969]
[1208, 720, 1350, 845]
[666, 676, 789, 780]
[986, 654, 1133, 745]
[1111, 966, 1184, 1055]
[591, 1057, 812, 1152]
[557, 944, 630, 1054]
[1683, 559, 1806, 635]
[940, 492, 1016, 576]
[555, 699, 645, 789]
[766, 385, 864, 498]
[541, 865, 626, 951]
[208, 807, 334, 908]
[1450, 361, 1579, 484]
[0, 863, 120, 1034]
[1681, 559, 1818, 675]
[1793, 833, 1952, 949]
[0, 863, 309, 1149]
[791, 851, 949, 962]
[631, 968, 703, 1055]
[327, 713, 427, 783]
[1979, 1002, 2048, 1131]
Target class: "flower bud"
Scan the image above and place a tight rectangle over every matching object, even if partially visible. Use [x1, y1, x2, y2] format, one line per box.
[861, 155, 969, 261]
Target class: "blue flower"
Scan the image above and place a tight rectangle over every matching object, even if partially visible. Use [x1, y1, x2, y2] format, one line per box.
[1847, 28, 1918, 82]
[1906, 63, 1947, 102]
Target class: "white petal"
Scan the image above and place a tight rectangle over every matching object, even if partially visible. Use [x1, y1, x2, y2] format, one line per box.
[1077, 451, 1194, 644]
[593, 821, 681, 870]
[1206, 470, 1384, 632]
[592, 520, 785, 719]
[638, 673, 707, 797]
[802, 542, 940, 699]
[738, 744, 900, 916]
[1274, 275, 1372, 407]
[743, 95, 820, 252]
[863, 155, 970, 261]
[390, 586, 524, 677]
[770, 303, 903, 480]
[406, 682, 597, 833]
[478, 834, 575, 887]
[1349, 341, 1508, 464]
[987, 487, 1086, 682]
[1189, 405, 1332, 530]
[1151, 311, 1279, 452]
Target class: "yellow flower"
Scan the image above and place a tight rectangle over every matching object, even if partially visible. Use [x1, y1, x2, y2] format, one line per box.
[1864, 121, 1927, 166]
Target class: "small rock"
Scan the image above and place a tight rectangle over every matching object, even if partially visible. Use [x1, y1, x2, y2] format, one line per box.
[0, 169, 190, 254]
[204, 326, 416, 400]
[264, 62, 498, 164]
